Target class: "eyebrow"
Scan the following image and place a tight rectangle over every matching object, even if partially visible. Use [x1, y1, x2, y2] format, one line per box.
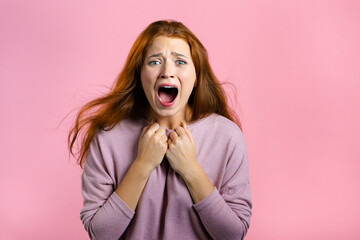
[147, 52, 188, 59]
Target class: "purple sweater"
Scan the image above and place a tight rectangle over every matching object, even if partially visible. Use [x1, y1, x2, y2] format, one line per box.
[80, 113, 252, 240]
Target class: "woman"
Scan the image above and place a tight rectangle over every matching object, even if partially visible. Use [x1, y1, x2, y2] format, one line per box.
[68, 20, 252, 240]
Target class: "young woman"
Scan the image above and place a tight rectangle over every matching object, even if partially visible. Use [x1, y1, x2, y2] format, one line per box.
[69, 20, 252, 240]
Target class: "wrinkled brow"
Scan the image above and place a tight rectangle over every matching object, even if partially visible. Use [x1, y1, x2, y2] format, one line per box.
[147, 52, 188, 59]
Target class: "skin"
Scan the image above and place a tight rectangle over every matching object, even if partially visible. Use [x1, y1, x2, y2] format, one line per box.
[115, 36, 214, 211]
[140, 36, 196, 130]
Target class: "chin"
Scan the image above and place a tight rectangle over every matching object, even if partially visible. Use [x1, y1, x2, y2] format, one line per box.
[154, 108, 180, 118]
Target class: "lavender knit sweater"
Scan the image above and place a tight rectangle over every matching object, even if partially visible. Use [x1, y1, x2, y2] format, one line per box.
[80, 113, 252, 240]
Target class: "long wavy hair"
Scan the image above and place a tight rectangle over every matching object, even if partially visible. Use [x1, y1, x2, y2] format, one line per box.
[68, 20, 241, 168]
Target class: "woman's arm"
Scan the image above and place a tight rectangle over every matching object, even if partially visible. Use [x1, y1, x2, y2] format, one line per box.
[114, 159, 152, 211]
[115, 122, 167, 210]
[190, 156, 252, 240]
[166, 123, 252, 240]
[80, 122, 167, 240]
[166, 122, 214, 203]
[80, 140, 134, 240]
[180, 162, 215, 203]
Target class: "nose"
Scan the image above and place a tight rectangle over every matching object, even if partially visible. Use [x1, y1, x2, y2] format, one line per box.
[160, 61, 174, 79]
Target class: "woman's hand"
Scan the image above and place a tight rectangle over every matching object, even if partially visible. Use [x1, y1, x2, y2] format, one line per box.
[166, 122, 214, 204]
[136, 122, 168, 173]
[166, 122, 197, 177]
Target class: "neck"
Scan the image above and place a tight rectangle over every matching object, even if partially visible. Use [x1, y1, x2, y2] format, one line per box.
[145, 105, 193, 130]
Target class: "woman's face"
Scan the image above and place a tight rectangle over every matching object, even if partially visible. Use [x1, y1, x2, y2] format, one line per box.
[140, 36, 196, 120]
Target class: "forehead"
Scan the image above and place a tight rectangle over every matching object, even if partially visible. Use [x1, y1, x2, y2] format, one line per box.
[146, 36, 191, 56]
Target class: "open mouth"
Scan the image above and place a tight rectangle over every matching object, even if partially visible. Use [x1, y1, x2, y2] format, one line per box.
[157, 84, 178, 107]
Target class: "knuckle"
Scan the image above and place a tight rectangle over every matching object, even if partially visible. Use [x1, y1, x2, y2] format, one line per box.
[154, 135, 161, 142]
[154, 128, 163, 135]
[156, 135, 164, 142]
[145, 131, 152, 138]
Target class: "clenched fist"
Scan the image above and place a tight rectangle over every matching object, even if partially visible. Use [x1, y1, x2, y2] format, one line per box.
[136, 122, 168, 172]
[166, 122, 197, 177]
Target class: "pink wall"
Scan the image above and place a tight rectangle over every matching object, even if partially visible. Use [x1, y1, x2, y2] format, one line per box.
[1, 0, 359, 239]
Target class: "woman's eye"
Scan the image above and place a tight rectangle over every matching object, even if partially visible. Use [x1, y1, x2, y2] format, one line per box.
[176, 60, 186, 65]
[149, 61, 160, 65]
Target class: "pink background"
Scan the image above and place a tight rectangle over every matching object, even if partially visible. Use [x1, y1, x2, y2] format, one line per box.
[1, 0, 359, 239]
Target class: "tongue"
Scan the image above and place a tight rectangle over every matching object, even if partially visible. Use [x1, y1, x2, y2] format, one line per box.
[158, 88, 177, 103]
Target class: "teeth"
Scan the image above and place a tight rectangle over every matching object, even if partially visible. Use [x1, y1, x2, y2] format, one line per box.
[162, 86, 175, 88]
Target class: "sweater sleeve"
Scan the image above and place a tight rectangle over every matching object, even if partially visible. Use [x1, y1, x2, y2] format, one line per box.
[80, 131, 135, 240]
[193, 129, 252, 240]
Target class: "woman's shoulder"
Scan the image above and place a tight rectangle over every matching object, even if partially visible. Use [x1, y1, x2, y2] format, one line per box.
[193, 113, 243, 134]
[190, 113, 245, 145]
[94, 116, 146, 141]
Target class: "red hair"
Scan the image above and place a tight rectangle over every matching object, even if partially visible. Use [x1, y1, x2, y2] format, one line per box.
[68, 20, 241, 168]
